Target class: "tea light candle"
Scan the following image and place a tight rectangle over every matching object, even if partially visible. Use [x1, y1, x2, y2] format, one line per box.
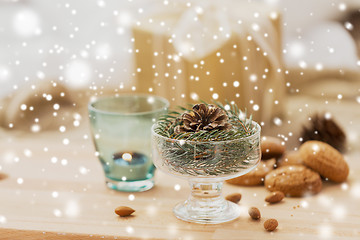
[109, 152, 151, 181]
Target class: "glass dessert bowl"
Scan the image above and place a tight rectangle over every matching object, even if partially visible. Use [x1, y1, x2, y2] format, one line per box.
[151, 120, 261, 224]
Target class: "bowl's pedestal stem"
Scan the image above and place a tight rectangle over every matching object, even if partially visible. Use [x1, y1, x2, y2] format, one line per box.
[173, 180, 240, 224]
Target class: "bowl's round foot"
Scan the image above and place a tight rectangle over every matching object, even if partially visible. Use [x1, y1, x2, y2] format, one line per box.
[173, 199, 240, 224]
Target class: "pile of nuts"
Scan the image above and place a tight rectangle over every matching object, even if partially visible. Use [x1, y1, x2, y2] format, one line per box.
[227, 136, 349, 197]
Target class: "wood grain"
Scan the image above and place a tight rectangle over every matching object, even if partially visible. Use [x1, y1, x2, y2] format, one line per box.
[0, 95, 360, 239]
[0, 229, 131, 240]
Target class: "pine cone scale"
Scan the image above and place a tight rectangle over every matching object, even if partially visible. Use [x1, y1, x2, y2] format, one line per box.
[215, 115, 227, 122]
[193, 112, 202, 121]
[207, 108, 221, 122]
[182, 113, 193, 121]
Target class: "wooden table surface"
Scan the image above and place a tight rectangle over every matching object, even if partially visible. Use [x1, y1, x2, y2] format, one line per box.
[0, 94, 360, 240]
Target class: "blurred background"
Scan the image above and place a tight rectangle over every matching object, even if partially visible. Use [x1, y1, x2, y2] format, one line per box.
[0, 0, 360, 96]
[0, 0, 360, 138]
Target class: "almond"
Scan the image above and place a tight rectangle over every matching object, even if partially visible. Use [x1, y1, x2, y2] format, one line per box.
[248, 207, 261, 220]
[115, 206, 135, 217]
[225, 193, 242, 204]
[264, 218, 278, 231]
[265, 191, 285, 203]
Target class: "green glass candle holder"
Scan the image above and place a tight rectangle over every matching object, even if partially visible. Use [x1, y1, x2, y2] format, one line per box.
[88, 94, 169, 192]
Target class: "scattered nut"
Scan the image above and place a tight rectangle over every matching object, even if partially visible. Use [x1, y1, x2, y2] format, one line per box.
[225, 193, 242, 204]
[264, 165, 322, 197]
[300, 140, 349, 183]
[265, 191, 285, 203]
[115, 206, 135, 217]
[248, 207, 261, 220]
[278, 151, 303, 167]
[226, 159, 276, 186]
[264, 219, 278, 231]
[261, 136, 286, 160]
[0, 173, 8, 181]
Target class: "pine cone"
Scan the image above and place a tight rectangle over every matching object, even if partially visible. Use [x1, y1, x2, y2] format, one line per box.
[342, 10, 360, 57]
[174, 103, 231, 133]
[300, 113, 346, 152]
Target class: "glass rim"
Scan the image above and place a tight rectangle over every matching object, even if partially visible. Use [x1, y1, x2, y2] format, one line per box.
[88, 94, 170, 116]
[151, 120, 261, 144]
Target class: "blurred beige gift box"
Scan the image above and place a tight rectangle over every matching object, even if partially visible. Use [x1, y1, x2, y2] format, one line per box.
[132, 0, 285, 123]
